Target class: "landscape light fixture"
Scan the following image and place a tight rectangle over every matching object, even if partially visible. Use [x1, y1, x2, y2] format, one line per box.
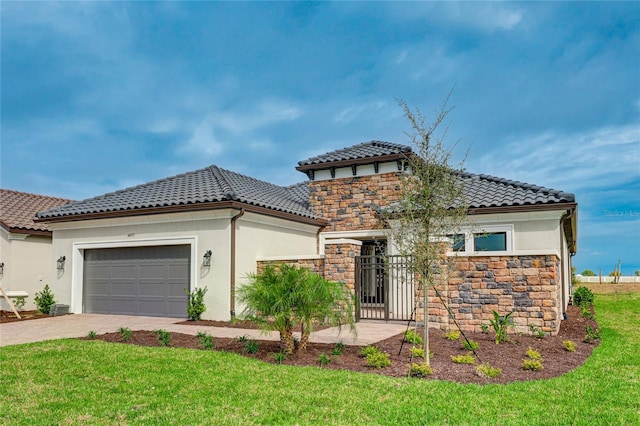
[0, 262, 4, 275]
[203, 250, 212, 267]
[57, 256, 66, 270]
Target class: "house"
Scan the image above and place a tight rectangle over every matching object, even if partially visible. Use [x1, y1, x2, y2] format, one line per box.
[0, 189, 74, 310]
[35, 141, 577, 334]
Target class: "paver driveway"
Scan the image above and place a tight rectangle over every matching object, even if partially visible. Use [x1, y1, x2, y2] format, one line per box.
[0, 314, 407, 347]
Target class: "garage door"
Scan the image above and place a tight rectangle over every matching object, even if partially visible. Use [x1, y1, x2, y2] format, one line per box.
[83, 245, 190, 318]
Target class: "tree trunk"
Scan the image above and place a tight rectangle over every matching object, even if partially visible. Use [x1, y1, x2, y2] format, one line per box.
[299, 321, 311, 351]
[281, 326, 295, 355]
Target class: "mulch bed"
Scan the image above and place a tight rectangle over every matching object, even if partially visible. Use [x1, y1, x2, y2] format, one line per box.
[85, 304, 599, 384]
[175, 318, 332, 332]
[0, 310, 64, 323]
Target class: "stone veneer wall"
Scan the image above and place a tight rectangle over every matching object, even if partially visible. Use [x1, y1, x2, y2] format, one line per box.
[417, 255, 562, 335]
[323, 242, 362, 290]
[308, 172, 403, 232]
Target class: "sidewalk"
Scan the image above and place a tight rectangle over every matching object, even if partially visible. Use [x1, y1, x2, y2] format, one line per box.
[0, 314, 407, 347]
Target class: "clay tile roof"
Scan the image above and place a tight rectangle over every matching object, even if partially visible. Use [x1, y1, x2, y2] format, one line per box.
[296, 140, 412, 171]
[36, 166, 316, 221]
[0, 189, 74, 234]
[461, 172, 575, 208]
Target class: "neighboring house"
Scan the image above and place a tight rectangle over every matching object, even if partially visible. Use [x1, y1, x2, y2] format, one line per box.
[0, 189, 74, 310]
[36, 141, 577, 334]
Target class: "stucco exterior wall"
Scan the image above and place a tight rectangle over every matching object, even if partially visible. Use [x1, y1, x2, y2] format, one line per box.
[49, 209, 319, 320]
[0, 229, 55, 311]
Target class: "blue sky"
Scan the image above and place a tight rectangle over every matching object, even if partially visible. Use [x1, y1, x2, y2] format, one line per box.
[1, 1, 638, 275]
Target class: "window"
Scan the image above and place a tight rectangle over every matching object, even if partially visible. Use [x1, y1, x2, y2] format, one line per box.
[447, 234, 466, 252]
[474, 232, 507, 251]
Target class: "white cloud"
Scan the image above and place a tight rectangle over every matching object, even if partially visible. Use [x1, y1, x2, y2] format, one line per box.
[472, 123, 639, 191]
[181, 119, 224, 156]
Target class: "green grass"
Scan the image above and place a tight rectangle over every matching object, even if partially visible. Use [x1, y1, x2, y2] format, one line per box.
[1, 294, 639, 425]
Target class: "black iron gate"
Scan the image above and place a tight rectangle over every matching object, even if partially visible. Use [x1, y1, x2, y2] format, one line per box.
[355, 255, 414, 321]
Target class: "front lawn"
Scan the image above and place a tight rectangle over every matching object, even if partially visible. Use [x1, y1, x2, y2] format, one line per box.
[1, 294, 638, 425]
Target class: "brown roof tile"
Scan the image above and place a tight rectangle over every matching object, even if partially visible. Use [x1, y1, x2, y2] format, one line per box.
[0, 189, 74, 234]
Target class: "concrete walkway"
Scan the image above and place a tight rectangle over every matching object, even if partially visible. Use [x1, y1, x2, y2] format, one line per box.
[0, 314, 407, 347]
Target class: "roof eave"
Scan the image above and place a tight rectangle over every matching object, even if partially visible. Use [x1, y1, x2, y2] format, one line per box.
[295, 152, 413, 172]
[35, 201, 328, 228]
[0, 221, 52, 236]
[468, 202, 578, 216]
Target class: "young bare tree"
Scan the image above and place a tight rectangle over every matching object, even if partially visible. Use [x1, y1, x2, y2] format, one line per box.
[386, 95, 469, 365]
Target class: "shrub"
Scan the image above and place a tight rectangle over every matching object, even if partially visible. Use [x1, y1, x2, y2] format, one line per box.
[366, 351, 391, 368]
[489, 310, 514, 344]
[118, 327, 132, 342]
[87, 330, 97, 339]
[409, 347, 425, 359]
[583, 325, 601, 343]
[529, 324, 546, 339]
[522, 359, 544, 371]
[317, 353, 331, 366]
[14, 296, 26, 311]
[243, 339, 260, 354]
[444, 330, 460, 340]
[404, 329, 423, 345]
[451, 353, 475, 364]
[360, 345, 381, 358]
[563, 340, 576, 352]
[34, 284, 56, 314]
[580, 305, 596, 320]
[408, 362, 433, 377]
[237, 335, 248, 343]
[480, 323, 489, 334]
[332, 342, 345, 356]
[581, 269, 595, 276]
[573, 286, 594, 307]
[272, 351, 286, 364]
[462, 338, 479, 351]
[197, 331, 215, 350]
[525, 347, 543, 360]
[185, 287, 208, 321]
[154, 329, 172, 347]
[476, 363, 501, 378]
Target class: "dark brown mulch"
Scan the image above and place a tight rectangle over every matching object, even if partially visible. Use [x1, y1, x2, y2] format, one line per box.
[0, 310, 66, 323]
[175, 319, 333, 332]
[85, 304, 599, 384]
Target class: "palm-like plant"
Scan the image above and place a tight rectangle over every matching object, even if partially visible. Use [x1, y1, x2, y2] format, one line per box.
[238, 264, 355, 355]
[489, 310, 514, 344]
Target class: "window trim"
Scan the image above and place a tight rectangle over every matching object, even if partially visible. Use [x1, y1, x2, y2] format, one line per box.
[445, 224, 514, 254]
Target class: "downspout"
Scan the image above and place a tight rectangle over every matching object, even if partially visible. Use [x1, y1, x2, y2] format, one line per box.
[230, 208, 245, 318]
[560, 208, 576, 319]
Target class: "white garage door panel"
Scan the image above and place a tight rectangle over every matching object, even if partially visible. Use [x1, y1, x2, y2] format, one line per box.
[83, 245, 190, 318]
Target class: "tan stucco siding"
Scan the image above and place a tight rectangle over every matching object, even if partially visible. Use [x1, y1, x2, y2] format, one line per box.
[0, 229, 55, 311]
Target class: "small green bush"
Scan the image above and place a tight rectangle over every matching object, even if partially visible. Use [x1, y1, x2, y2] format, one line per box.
[34, 284, 56, 314]
[272, 351, 286, 364]
[332, 342, 345, 356]
[366, 351, 391, 368]
[489, 310, 514, 344]
[118, 327, 132, 342]
[525, 346, 543, 360]
[14, 296, 26, 311]
[480, 323, 489, 334]
[409, 347, 425, 359]
[243, 339, 260, 354]
[563, 340, 576, 352]
[197, 331, 215, 350]
[451, 353, 475, 364]
[318, 353, 331, 366]
[583, 325, 601, 343]
[444, 330, 460, 340]
[237, 335, 248, 343]
[404, 329, 423, 345]
[408, 362, 433, 377]
[580, 305, 596, 320]
[573, 286, 594, 307]
[185, 286, 208, 321]
[522, 359, 544, 371]
[529, 324, 546, 339]
[476, 363, 501, 378]
[87, 330, 97, 339]
[154, 329, 172, 347]
[462, 339, 479, 351]
[360, 345, 381, 358]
